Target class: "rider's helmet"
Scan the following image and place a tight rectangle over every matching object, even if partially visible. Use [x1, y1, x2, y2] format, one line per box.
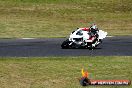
[90, 24, 97, 30]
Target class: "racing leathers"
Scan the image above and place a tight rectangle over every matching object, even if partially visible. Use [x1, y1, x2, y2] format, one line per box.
[89, 25, 99, 37]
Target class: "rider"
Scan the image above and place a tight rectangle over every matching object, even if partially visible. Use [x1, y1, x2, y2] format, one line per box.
[89, 24, 101, 48]
[89, 24, 99, 37]
[79, 24, 100, 48]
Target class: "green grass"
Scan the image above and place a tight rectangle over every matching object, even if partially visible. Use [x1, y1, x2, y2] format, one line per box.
[0, 56, 132, 88]
[0, 0, 132, 38]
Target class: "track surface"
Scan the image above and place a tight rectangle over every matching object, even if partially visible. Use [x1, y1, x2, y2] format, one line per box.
[0, 36, 132, 57]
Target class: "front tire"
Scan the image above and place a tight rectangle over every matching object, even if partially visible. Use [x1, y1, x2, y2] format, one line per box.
[61, 39, 71, 49]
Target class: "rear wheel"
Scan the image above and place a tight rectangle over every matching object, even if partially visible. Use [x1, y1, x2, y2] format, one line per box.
[95, 39, 102, 47]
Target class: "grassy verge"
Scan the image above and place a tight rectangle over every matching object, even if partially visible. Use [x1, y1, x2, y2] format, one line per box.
[0, 56, 132, 88]
[0, 0, 132, 38]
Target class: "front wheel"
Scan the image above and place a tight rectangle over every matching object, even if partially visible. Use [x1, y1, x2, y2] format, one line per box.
[61, 39, 71, 49]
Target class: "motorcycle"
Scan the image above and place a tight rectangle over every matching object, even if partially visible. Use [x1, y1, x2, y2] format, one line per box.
[61, 27, 107, 50]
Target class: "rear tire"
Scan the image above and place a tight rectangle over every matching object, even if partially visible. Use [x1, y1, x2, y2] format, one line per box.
[95, 39, 102, 47]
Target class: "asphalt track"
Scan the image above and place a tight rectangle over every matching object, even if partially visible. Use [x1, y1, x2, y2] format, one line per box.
[0, 36, 132, 57]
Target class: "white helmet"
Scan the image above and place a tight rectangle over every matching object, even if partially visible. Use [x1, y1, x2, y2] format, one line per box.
[90, 24, 97, 30]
